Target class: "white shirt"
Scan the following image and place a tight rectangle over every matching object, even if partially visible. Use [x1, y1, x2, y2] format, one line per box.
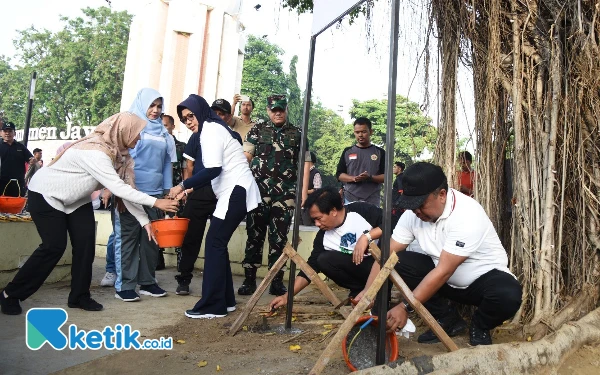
[200, 121, 261, 219]
[28, 149, 157, 226]
[392, 188, 514, 288]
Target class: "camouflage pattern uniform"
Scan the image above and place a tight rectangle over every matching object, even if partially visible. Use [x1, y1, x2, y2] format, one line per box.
[242, 118, 305, 270]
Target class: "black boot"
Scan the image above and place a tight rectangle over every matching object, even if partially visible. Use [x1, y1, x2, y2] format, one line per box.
[269, 271, 287, 296]
[238, 268, 257, 295]
[156, 249, 166, 270]
[175, 274, 191, 295]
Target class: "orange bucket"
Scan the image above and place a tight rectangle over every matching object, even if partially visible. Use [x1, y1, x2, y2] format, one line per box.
[151, 217, 190, 248]
[0, 179, 27, 214]
[342, 315, 399, 372]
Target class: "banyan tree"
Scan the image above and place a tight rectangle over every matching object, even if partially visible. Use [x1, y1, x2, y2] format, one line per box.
[431, 0, 600, 339]
[282, 0, 600, 352]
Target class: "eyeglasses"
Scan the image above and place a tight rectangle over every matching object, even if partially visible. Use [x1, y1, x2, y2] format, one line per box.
[180, 113, 195, 123]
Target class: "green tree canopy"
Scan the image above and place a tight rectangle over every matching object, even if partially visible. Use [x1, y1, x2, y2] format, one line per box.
[0, 7, 132, 129]
[240, 35, 289, 121]
[349, 95, 436, 163]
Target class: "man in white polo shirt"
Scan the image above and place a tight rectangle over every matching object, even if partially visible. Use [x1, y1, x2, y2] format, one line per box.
[357, 162, 521, 346]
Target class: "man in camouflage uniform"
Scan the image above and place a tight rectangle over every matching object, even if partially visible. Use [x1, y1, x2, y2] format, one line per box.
[239, 95, 310, 296]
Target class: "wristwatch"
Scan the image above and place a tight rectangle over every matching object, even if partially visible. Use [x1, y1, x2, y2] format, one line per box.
[402, 300, 414, 313]
[362, 230, 373, 243]
[178, 181, 185, 190]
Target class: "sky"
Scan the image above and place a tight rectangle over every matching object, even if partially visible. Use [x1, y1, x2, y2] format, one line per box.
[1, 0, 475, 147]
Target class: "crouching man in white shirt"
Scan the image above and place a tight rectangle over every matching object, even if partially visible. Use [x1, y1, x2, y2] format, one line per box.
[356, 162, 522, 346]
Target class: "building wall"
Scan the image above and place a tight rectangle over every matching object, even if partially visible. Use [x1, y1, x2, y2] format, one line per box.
[120, 0, 245, 142]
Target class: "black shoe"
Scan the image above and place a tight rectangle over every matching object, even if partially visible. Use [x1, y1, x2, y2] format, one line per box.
[0, 291, 22, 315]
[68, 296, 103, 311]
[469, 324, 492, 346]
[176, 282, 190, 295]
[269, 270, 287, 296]
[184, 309, 226, 319]
[238, 267, 257, 295]
[418, 310, 467, 344]
[156, 250, 166, 270]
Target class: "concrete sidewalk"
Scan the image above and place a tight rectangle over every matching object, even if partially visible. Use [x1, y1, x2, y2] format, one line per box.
[0, 257, 274, 375]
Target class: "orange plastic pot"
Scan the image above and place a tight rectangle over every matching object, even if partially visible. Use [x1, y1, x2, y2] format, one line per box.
[151, 217, 190, 248]
[342, 315, 399, 372]
[0, 180, 27, 214]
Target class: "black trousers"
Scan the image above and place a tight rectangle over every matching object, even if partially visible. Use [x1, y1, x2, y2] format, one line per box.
[177, 186, 217, 282]
[395, 251, 522, 330]
[5, 191, 96, 304]
[316, 251, 375, 297]
[192, 186, 247, 314]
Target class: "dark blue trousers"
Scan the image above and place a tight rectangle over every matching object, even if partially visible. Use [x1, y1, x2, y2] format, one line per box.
[192, 186, 247, 315]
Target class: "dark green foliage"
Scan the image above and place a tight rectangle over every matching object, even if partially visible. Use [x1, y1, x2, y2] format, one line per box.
[0, 7, 132, 129]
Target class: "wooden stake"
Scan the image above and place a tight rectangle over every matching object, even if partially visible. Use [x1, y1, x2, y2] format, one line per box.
[309, 252, 398, 375]
[283, 245, 343, 308]
[230, 243, 351, 336]
[369, 244, 459, 352]
[228, 252, 289, 336]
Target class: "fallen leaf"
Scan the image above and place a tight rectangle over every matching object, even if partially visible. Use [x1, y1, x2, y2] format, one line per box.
[323, 324, 333, 329]
[289, 344, 301, 352]
[242, 326, 248, 331]
[197, 360, 208, 367]
[292, 316, 297, 322]
[176, 339, 186, 344]
[527, 336, 532, 342]
[217, 365, 221, 371]
[321, 330, 332, 336]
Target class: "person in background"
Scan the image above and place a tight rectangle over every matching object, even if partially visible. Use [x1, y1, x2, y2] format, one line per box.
[231, 94, 256, 142]
[169, 94, 261, 319]
[391, 161, 406, 228]
[300, 151, 322, 226]
[336, 117, 385, 206]
[0, 112, 179, 315]
[211, 99, 253, 143]
[24, 148, 43, 186]
[0, 121, 34, 197]
[270, 187, 382, 310]
[456, 151, 476, 197]
[157, 113, 187, 270]
[113, 88, 176, 302]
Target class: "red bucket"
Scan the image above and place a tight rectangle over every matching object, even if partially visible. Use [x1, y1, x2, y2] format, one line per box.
[0, 179, 27, 214]
[342, 315, 399, 372]
[151, 217, 190, 248]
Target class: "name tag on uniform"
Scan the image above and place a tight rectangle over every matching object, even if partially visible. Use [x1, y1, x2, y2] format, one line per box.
[349, 153, 357, 160]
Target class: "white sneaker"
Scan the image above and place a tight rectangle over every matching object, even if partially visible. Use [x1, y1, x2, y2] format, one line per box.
[227, 305, 236, 312]
[100, 272, 116, 287]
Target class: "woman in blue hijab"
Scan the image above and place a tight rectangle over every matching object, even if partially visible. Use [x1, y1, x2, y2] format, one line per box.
[113, 88, 176, 302]
[169, 94, 260, 319]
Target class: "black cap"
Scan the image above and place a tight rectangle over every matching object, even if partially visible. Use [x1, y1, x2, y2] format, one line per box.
[1, 122, 16, 131]
[211, 99, 232, 114]
[396, 162, 447, 210]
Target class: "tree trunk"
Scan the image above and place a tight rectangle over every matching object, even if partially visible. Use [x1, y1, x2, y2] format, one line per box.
[355, 307, 600, 375]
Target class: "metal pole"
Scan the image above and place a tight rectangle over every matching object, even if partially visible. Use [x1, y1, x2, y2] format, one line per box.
[286, 36, 317, 330]
[376, 0, 400, 365]
[23, 71, 37, 148]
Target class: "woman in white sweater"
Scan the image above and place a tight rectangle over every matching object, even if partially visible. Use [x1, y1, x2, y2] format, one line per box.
[0, 112, 179, 316]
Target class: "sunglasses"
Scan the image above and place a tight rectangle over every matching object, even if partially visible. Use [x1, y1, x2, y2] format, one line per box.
[179, 113, 195, 123]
